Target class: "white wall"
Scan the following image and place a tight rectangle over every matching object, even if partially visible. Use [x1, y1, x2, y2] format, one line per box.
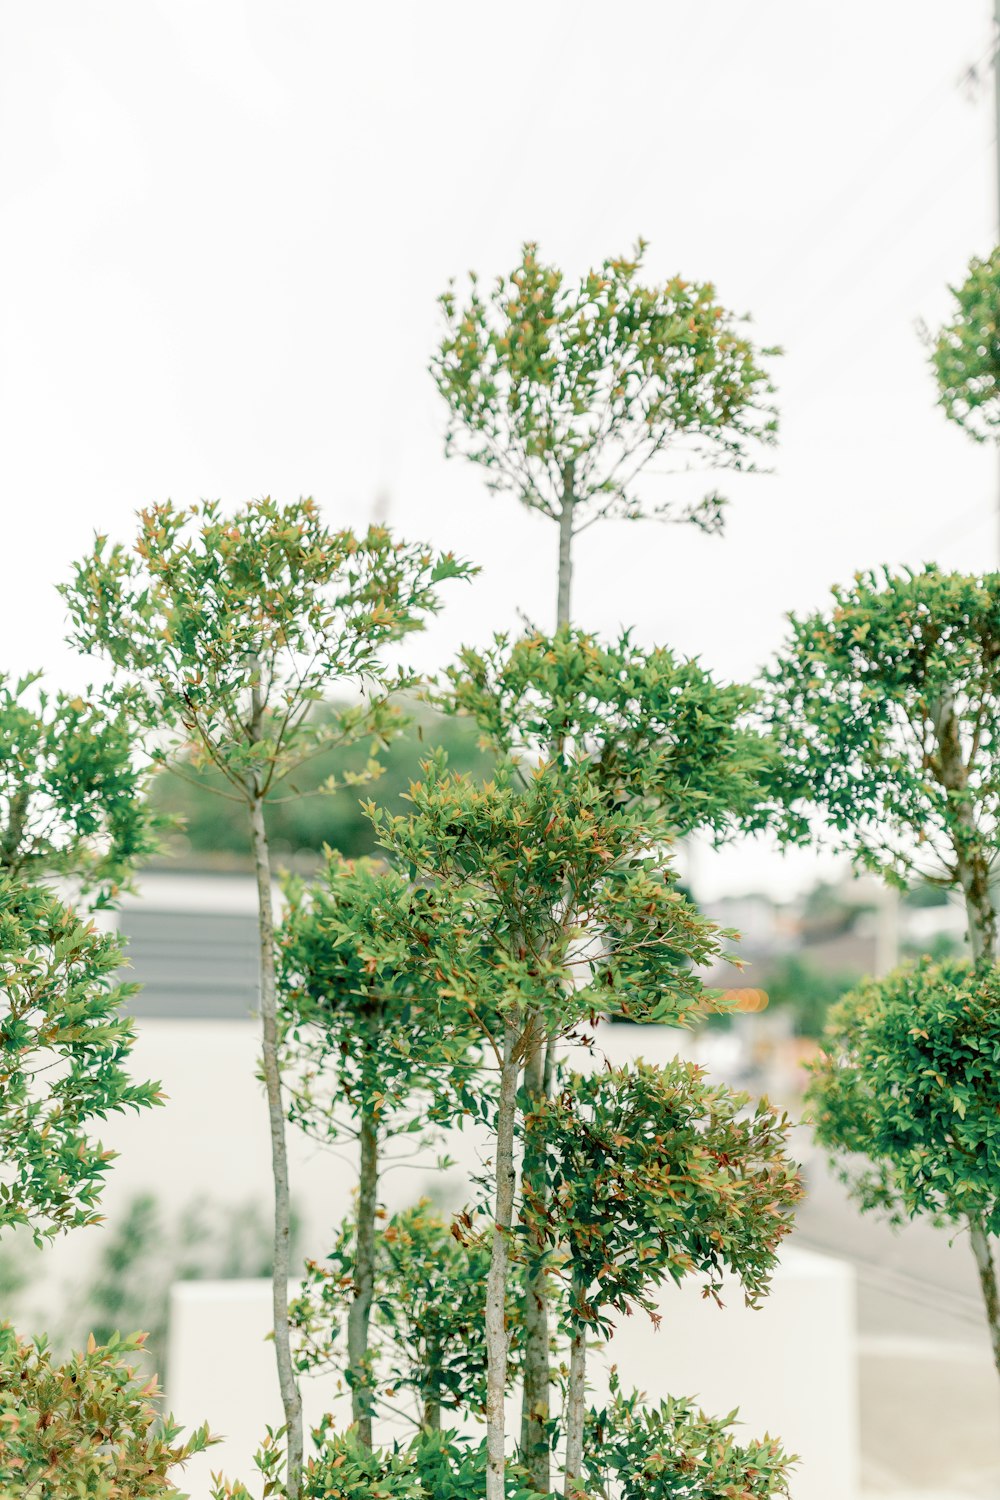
[168, 1248, 857, 1500]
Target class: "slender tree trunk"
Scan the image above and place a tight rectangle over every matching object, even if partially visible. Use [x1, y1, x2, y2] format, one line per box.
[348, 1105, 379, 1446]
[563, 1312, 587, 1496]
[932, 694, 997, 965]
[556, 463, 574, 631]
[422, 1387, 442, 1433]
[969, 1215, 1000, 1384]
[520, 466, 576, 1487]
[519, 1037, 551, 1491]
[249, 794, 303, 1499]
[0, 784, 29, 870]
[486, 1024, 520, 1500]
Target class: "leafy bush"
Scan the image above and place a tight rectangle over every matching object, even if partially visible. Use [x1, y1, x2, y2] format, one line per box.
[585, 1379, 794, 1499]
[0, 1323, 213, 1498]
[211, 1429, 537, 1500]
[0, 673, 160, 903]
[0, 879, 160, 1242]
[807, 957, 1000, 1230]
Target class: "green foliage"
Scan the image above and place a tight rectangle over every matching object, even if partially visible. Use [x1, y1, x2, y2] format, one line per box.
[291, 1202, 516, 1429]
[150, 703, 491, 860]
[0, 879, 160, 1243]
[763, 565, 1000, 898]
[929, 245, 1000, 441]
[362, 754, 727, 1044]
[584, 1377, 794, 1499]
[212, 1429, 538, 1500]
[807, 957, 1000, 1230]
[0, 672, 159, 905]
[279, 857, 483, 1146]
[0, 1323, 214, 1499]
[432, 241, 777, 533]
[444, 628, 775, 840]
[62, 497, 472, 804]
[528, 1061, 800, 1335]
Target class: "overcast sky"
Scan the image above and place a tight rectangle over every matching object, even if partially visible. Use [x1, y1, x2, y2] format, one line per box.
[2, 2, 997, 897]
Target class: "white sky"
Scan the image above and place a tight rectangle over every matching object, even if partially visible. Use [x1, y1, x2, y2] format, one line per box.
[2, 2, 997, 899]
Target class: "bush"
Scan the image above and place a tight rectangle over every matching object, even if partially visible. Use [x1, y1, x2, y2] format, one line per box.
[584, 1379, 794, 1499]
[0, 1323, 213, 1498]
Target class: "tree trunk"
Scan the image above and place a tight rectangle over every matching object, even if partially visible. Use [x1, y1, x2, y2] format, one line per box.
[556, 463, 574, 631]
[932, 693, 997, 965]
[563, 1314, 587, 1496]
[970, 1216, 1000, 1384]
[519, 1036, 551, 1491]
[348, 1105, 379, 1446]
[249, 794, 303, 1499]
[486, 1024, 520, 1500]
[521, 462, 575, 1488]
[422, 1389, 442, 1433]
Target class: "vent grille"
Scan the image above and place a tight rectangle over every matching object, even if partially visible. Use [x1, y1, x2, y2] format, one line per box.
[119, 909, 260, 1018]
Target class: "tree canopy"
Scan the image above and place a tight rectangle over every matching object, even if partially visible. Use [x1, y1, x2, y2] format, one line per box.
[807, 957, 1000, 1233]
[0, 673, 159, 904]
[432, 240, 777, 537]
[764, 565, 1000, 960]
[929, 245, 1000, 441]
[0, 878, 160, 1244]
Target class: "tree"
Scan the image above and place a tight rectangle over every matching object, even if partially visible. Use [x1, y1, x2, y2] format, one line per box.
[0, 672, 160, 905]
[440, 625, 778, 1486]
[291, 1201, 518, 1436]
[764, 565, 1000, 964]
[527, 1061, 800, 1493]
[807, 957, 1000, 1382]
[0, 1325, 214, 1498]
[432, 240, 778, 628]
[354, 739, 728, 1500]
[61, 496, 470, 1499]
[279, 858, 483, 1445]
[434, 243, 777, 1488]
[928, 246, 1000, 441]
[0, 877, 160, 1246]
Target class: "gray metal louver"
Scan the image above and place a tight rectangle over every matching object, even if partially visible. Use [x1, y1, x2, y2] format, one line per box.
[119, 908, 261, 1018]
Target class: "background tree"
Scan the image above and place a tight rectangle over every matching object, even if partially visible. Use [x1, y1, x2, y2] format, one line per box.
[928, 245, 1000, 442]
[62, 496, 470, 1499]
[764, 565, 1000, 964]
[807, 957, 1000, 1384]
[151, 699, 491, 863]
[528, 1061, 800, 1495]
[0, 672, 160, 905]
[279, 857, 483, 1446]
[432, 239, 778, 628]
[0, 877, 160, 1247]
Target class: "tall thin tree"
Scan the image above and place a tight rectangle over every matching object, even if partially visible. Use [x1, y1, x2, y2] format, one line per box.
[62, 497, 469, 1498]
